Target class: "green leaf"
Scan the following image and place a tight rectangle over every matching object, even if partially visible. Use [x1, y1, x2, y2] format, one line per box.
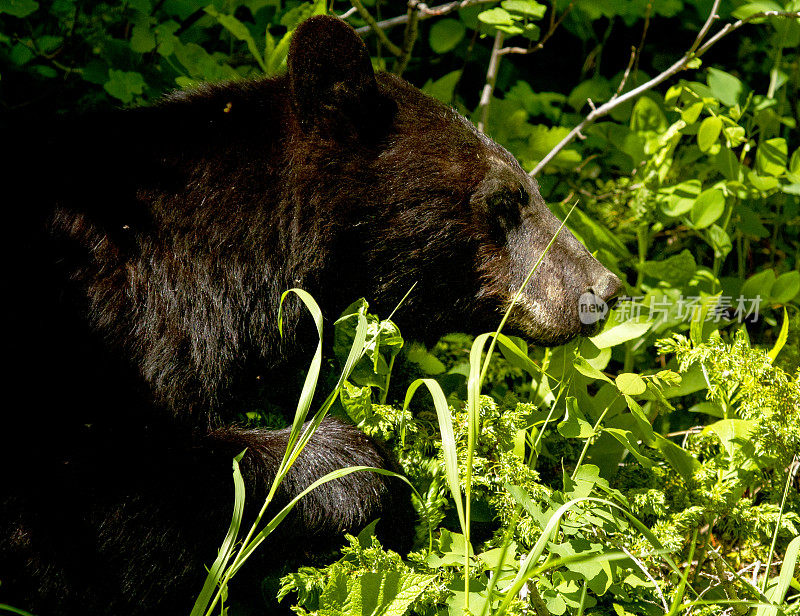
[630, 96, 667, 133]
[130, 23, 156, 53]
[703, 419, 755, 458]
[339, 381, 372, 425]
[103, 69, 146, 104]
[789, 147, 800, 178]
[697, 116, 722, 152]
[747, 170, 779, 193]
[707, 68, 744, 107]
[638, 249, 697, 286]
[9, 42, 34, 65]
[557, 397, 594, 438]
[478, 7, 514, 26]
[429, 19, 465, 54]
[756, 137, 788, 177]
[603, 428, 654, 467]
[615, 373, 646, 396]
[738, 205, 770, 238]
[741, 269, 776, 300]
[189, 451, 246, 616]
[405, 344, 446, 375]
[573, 355, 613, 384]
[568, 77, 612, 111]
[706, 224, 732, 259]
[659, 180, 701, 217]
[501, 0, 547, 18]
[688, 401, 724, 417]
[690, 188, 725, 229]
[589, 319, 652, 349]
[652, 433, 700, 483]
[732, 1, 782, 21]
[403, 379, 465, 533]
[770, 271, 800, 303]
[681, 101, 703, 124]
[714, 146, 741, 181]
[205, 7, 267, 72]
[757, 536, 800, 616]
[421, 70, 461, 104]
[768, 308, 789, 362]
[318, 562, 436, 616]
[0, 0, 38, 17]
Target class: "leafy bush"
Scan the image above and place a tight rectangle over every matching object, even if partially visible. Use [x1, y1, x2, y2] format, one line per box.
[2, 0, 798, 615]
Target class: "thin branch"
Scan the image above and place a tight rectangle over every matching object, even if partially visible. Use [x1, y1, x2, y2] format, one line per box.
[394, 0, 421, 76]
[355, 0, 495, 35]
[497, 0, 575, 56]
[690, 0, 722, 54]
[529, 8, 800, 177]
[350, 0, 403, 57]
[477, 30, 505, 133]
[613, 46, 637, 98]
[632, 0, 652, 80]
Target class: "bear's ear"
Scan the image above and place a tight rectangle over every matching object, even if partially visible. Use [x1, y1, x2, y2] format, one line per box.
[288, 15, 393, 135]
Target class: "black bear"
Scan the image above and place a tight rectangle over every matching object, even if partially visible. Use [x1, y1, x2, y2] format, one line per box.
[0, 15, 621, 616]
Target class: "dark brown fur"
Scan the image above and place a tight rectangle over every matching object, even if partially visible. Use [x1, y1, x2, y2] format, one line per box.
[0, 15, 620, 615]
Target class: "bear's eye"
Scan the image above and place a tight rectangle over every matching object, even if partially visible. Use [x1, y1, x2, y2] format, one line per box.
[486, 186, 525, 230]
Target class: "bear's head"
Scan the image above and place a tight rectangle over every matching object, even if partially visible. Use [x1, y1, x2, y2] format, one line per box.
[286, 16, 622, 347]
[36, 15, 623, 416]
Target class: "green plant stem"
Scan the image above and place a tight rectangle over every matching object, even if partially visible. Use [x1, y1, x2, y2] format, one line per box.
[463, 203, 578, 612]
[711, 195, 738, 290]
[571, 403, 613, 479]
[761, 456, 798, 594]
[380, 354, 396, 404]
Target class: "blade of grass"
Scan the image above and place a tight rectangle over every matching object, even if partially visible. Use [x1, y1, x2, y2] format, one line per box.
[494, 493, 690, 616]
[462, 202, 580, 612]
[760, 457, 798, 598]
[189, 450, 246, 616]
[757, 534, 800, 616]
[0, 605, 37, 616]
[403, 378, 465, 535]
[478, 507, 521, 616]
[201, 290, 369, 615]
[230, 466, 422, 574]
[666, 526, 699, 616]
[494, 551, 629, 616]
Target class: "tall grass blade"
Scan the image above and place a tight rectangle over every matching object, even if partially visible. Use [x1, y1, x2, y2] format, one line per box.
[403, 378, 465, 534]
[277, 288, 325, 470]
[230, 466, 419, 574]
[495, 492, 689, 616]
[0, 605, 36, 616]
[666, 526, 698, 616]
[189, 451, 247, 616]
[757, 535, 800, 616]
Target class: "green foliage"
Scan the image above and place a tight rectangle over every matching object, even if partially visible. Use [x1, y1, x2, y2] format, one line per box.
[3, 1, 799, 615]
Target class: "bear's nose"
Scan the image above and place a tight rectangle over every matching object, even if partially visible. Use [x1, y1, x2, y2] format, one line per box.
[578, 272, 624, 336]
[589, 272, 623, 310]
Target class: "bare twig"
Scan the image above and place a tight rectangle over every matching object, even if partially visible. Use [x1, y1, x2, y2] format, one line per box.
[497, 1, 575, 56]
[354, 0, 495, 35]
[614, 46, 637, 98]
[529, 8, 800, 176]
[477, 30, 505, 133]
[690, 0, 722, 54]
[632, 0, 653, 80]
[394, 0, 421, 76]
[350, 0, 403, 57]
